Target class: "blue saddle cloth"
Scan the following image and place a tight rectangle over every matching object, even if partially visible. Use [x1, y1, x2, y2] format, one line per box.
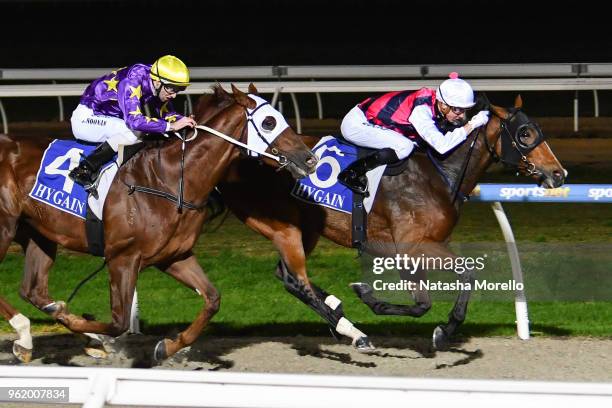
[29, 139, 112, 219]
[291, 136, 358, 214]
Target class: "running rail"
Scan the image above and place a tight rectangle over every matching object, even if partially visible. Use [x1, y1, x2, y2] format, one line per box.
[0, 366, 611, 407]
[469, 183, 612, 339]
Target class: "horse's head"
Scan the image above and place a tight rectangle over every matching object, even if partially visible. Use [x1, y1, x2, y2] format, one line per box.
[485, 95, 566, 188]
[194, 84, 317, 179]
[230, 84, 318, 179]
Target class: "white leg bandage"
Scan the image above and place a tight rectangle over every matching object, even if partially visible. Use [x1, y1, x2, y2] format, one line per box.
[9, 313, 33, 350]
[335, 317, 366, 342]
[324, 295, 342, 310]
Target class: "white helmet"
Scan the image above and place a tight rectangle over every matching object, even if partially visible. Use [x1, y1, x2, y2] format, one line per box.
[436, 72, 475, 108]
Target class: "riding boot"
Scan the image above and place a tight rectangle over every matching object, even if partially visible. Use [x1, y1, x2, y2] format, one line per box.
[69, 141, 116, 198]
[337, 148, 400, 195]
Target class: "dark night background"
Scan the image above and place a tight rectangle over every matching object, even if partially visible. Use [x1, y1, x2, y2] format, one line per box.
[0, 0, 610, 68]
[1, 0, 611, 121]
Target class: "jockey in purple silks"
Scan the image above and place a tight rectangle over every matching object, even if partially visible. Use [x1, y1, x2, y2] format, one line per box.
[69, 55, 197, 197]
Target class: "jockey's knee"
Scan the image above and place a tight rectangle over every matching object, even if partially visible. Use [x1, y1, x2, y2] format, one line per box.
[394, 143, 414, 160]
[106, 132, 138, 151]
[375, 148, 400, 163]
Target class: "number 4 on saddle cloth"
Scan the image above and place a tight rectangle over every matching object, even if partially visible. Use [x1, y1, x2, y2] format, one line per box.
[28, 139, 121, 256]
[291, 136, 409, 250]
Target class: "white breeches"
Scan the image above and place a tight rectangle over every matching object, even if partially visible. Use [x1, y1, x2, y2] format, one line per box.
[340, 105, 415, 160]
[70, 104, 139, 151]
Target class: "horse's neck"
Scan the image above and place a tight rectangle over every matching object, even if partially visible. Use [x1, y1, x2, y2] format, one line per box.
[130, 108, 243, 200]
[432, 123, 497, 199]
[184, 108, 244, 189]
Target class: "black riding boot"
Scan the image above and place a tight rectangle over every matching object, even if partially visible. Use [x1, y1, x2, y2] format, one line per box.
[337, 148, 400, 195]
[69, 141, 116, 198]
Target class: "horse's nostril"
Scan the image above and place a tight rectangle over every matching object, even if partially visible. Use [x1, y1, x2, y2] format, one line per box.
[553, 170, 564, 180]
[306, 156, 318, 167]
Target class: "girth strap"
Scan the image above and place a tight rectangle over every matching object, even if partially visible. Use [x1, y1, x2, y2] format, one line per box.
[124, 183, 207, 211]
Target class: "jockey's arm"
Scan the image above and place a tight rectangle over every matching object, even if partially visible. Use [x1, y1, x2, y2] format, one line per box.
[118, 78, 170, 134]
[409, 105, 472, 155]
[157, 101, 184, 126]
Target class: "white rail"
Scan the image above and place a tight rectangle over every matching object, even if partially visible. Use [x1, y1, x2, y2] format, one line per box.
[3, 63, 612, 80]
[2, 62, 611, 134]
[1, 366, 611, 408]
[2, 77, 612, 98]
[1, 77, 610, 134]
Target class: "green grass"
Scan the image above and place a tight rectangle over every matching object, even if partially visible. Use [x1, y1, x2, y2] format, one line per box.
[0, 163, 610, 338]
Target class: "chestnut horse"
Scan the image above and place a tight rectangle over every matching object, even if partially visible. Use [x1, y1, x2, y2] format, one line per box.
[0, 84, 317, 362]
[218, 96, 567, 351]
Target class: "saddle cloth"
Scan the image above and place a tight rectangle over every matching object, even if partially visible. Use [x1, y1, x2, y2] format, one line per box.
[291, 136, 386, 214]
[29, 139, 118, 220]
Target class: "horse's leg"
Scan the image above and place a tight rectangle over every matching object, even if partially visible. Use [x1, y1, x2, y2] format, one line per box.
[0, 215, 33, 363]
[270, 225, 374, 352]
[53, 254, 140, 336]
[14, 224, 61, 316]
[432, 258, 476, 351]
[351, 241, 476, 350]
[351, 243, 433, 317]
[0, 297, 32, 363]
[154, 253, 220, 361]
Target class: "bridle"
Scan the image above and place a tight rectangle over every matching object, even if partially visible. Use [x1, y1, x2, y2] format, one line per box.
[483, 108, 545, 176]
[448, 106, 545, 204]
[123, 96, 299, 212]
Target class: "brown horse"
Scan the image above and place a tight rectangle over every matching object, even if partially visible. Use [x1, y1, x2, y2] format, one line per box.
[0, 84, 317, 362]
[218, 95, 567, 351]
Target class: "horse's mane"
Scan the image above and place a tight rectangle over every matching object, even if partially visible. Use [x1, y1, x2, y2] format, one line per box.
[193, 84, 235, 123]
[127, 84, 237, 158]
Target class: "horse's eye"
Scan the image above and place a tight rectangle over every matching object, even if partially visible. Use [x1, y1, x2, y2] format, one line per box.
[262, 116, 277, 131]
[518, 127, 536, 147]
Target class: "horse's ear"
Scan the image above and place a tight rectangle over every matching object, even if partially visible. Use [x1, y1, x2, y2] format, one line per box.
[248, 83, 258, 95]
[490, 104, 508, 119]
[231, 84, 254, 108]
[514, 94, 523, 109]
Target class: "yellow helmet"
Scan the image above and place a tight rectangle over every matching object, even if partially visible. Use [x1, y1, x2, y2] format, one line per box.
[150, 55, 190, 87]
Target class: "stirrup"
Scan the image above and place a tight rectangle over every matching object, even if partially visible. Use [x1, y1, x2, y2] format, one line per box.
[339, 178, 369, 196]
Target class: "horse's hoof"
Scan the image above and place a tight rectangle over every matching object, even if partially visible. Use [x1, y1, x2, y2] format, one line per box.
[350, 282, 373, 298]
[353, 336, 376, 353]
[13, 343, 32, 363]
[153, 340, 168, 362]
[432, 326, 450, 351]
[84, 347, 108, 359]
[42, 300, 68, 317]
[84, 333, 116, 353]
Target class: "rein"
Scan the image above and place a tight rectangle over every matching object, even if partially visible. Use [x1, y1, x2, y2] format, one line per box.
[123, 101, 292, 212]
[449, 127, 480, 204]
[443, 108, 545, 205]
[123, 130, 207, 213]
[483, 109, 543, 177]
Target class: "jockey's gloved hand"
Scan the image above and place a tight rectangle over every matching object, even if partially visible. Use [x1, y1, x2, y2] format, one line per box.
[170, 116, 197, 132]
[468, 110, 490, 128]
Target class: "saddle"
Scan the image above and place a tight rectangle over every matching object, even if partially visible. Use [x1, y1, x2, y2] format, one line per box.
[85, 142, 145, 257]
[330, 135, 417, 253]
